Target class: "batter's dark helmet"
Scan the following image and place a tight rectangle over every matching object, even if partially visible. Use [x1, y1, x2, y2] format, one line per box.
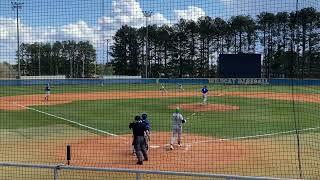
[134, 115, 141, 121]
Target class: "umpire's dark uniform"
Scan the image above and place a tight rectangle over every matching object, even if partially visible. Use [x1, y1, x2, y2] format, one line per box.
[129, 116, 148, 165]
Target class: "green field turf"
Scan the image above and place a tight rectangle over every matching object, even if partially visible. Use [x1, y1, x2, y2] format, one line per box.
[1, 83, 320, 97]
[1, 95, 319, 138]
[1, 84, 320, 179]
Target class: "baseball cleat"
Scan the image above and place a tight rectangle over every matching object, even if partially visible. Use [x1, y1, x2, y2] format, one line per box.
[137, 161, 143, 165]
[170, 144, 174, 150]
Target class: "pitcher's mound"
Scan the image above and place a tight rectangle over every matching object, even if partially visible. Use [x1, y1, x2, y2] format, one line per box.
[169, 103, 240, 112]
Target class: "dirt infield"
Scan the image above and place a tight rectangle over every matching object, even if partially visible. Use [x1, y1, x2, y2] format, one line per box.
[0, 90, 319, 111]
[54, 132, 246, 172]
[168, 103, 240, 112]
[1, 126, 316, 178]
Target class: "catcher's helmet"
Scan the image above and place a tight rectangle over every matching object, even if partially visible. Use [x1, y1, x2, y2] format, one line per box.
[141, 112, 147, 120]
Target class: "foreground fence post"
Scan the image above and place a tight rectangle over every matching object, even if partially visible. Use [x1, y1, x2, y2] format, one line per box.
[53, 165, 60, 180]
[136, 173, 141, 180]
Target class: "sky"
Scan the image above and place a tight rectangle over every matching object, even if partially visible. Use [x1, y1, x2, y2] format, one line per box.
[0, 0, 318, 64]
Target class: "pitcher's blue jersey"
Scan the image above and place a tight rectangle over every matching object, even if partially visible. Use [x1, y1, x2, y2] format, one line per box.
[45, 84, 51, 91]
[201, 87, 208, 94]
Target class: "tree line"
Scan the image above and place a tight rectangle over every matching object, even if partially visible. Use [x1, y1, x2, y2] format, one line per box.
[18, 41, 96, 78]
[111, 7, 320, 78]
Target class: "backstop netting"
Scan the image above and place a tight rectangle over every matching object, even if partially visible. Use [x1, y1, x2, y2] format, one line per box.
[0, 0, 320, 179]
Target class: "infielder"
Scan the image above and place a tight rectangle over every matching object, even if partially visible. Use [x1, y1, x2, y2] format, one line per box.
[160, 83, 168, 93]
[44, 83, 51, 101]
[177, 83, 185, 91]
[129, 115, 148, 165]
[170, 107, 186, 150]
[201, 85, 208, 104]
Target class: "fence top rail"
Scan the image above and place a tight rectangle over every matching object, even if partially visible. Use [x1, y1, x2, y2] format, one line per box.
[0, 162, 296, 180]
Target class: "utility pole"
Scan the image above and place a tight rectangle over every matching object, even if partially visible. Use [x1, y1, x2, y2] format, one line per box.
[70, 44, 73, 78]
[11, 1, 23, 78]
[104, 38, 110, 76]
[106, 39, 109, 75]
[82, 56, 85, 78]
[143, 11, 152, 78]
[106, 39, 109, 65]
[38, 43, 41, 76]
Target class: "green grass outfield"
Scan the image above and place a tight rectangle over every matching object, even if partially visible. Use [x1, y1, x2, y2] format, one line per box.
[1, 83, 320, 97]
[1, 83, 320, 138]
[1, 83, 320, 179]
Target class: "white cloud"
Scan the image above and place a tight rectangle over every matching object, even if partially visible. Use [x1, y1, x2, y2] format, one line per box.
[99, 0, 170, 33]
[0, 18, 17, 41]
[2, 0, 207, 63]
[219, 0, 301, 18]
[0, 17, 101, 63]
[59, 21, 99, 43]
[174, 6, 205, 21]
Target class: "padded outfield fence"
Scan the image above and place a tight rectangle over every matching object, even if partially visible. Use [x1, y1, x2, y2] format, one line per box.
[1, 0, 320, 179]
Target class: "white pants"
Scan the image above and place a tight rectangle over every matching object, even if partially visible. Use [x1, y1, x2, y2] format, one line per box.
[170, 125, 182, 145]
[203, 94, 207, 104]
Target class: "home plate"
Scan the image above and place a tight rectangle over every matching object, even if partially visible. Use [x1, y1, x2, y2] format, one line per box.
[149, 145, 160, 148]
[185, 144, 191, 150]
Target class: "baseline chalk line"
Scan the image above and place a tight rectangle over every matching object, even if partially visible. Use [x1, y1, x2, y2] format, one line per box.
[0, 99, 125, 139]
[188, 126, 320, 146]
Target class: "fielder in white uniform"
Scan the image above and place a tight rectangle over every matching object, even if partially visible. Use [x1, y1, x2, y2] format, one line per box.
[170, 107, 186, 150]
[177, 83, 184, 91]
[160, 83, 168, 93]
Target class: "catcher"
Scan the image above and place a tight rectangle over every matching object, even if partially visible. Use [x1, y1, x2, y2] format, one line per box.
[141, 112, 151, 150]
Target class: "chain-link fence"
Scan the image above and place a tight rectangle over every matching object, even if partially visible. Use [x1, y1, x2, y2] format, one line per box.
[0, 0, 320, 179]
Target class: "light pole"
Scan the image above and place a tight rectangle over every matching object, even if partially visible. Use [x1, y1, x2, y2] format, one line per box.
[38, 43, 41, 76]
[82, 56, 85, 78]
[11, 1, 23, 78]
[106, 39, 109, 65]
[103, 38, 110, 76]
[143, 11, 152, 78]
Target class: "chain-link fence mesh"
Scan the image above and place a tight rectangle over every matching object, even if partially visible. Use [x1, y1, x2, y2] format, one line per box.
[0, 0, 320, 179]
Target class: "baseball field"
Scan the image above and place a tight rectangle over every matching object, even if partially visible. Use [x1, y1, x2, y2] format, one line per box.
[0, 83, 320, 179]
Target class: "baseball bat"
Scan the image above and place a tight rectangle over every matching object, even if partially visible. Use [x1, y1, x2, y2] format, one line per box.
[185, 113, 197, 121]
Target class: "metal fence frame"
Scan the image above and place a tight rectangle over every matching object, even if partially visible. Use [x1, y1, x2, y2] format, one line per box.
[0, 162, 296, 180]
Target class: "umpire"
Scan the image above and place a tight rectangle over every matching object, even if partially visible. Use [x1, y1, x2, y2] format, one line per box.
[129, 115, 148, 165]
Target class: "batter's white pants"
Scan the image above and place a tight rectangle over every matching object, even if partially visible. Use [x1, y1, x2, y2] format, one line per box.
[170, 125, 182, 145]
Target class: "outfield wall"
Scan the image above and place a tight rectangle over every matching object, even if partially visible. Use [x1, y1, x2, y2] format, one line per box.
[0, 78, 320, 86]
